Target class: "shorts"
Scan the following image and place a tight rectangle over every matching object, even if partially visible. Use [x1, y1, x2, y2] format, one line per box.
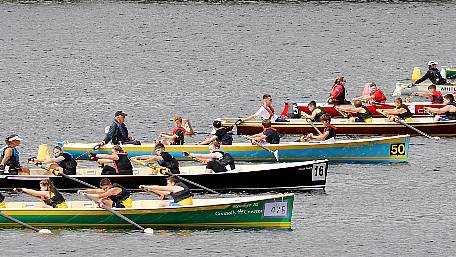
[206, 161, 227, 173]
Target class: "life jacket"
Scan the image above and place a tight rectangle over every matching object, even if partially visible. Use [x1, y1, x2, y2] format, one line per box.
[263, 104, 275, 119]
[113, 152, 133, 175]
[430, 90, 443, 104]
[0, 146, 21, 173]
[170, 182, 194, 204]
[444, 102, 456, 120]
[333, 84, 347, 104]
[56, 152, 77, 175]
[215, 127, 233, 145]
[429, 69, 446, 85]
[213, 150, 235, 171]
[158, 152, 180, 174]
[112, 121, 129, 145]
[357, 106, 373, 122]
[313, 107, 327, 122]
[397, 104, 413, 119]
[171, 127, 186, 145]
[372, 89, 387, 103]
[324, 124, 337, 140]
[263, 127, 281, 144]
[109, 183, 131, 203]
[43, 188, 66, 208]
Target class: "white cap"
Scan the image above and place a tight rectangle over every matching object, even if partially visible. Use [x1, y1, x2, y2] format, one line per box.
[427, 61, 438, 66]
[8, 136, 23, 142]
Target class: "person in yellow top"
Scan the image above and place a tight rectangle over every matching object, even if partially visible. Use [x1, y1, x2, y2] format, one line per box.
[140, 176, 193, 207]
[78, 178, 132, 208]
[335, 100, 373, 123]
[381, 98, 414, 122]
[14, 179, 67, 208]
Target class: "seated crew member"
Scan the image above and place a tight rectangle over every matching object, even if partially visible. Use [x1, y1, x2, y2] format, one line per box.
[14, 179, 67, 208]
[239, 94, 288, 123]
[303, 101, 327, 122]
[131, 143, 180, 175]
[94, 111, 141, 149]
[198, 120, 233, 145]
[78, 178, 132, 208]
[414, 61, 447, 85]
[335, 100, 373, 123]
[411, 84, 443, 104]
[381, 98, 414, 122]
[301, 114, 336, 142]
[327, 76, 349, 105]
[140, 176, 193, 207]
[0, 192, 6, 208]
[159, 116, 187, 145]
[185, 141, 235, 173]
[424, 94, 456, 121]
[247, 119, 281, 144]
[89, 145, 133, 175]
[31, 146, 77, 175]
[0, 135, 30, 175]
[354, 83, 387, 104]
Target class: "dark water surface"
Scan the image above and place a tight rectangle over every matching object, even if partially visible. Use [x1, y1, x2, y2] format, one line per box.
[1, 1, 456, 256]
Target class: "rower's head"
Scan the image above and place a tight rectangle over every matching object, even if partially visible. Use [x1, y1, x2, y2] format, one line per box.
[427, 61, 437, 68]
[173, 116, 183, 126]
[353, 100, 362, 108]
[213, 120, 222, 129]
[262, 119, 272, 129]
[262, 94, 272, 105]
[39, 179, 55, 192]
[5, 135, 22, 147]
[53, 146, 63, 156]
[394, 98, 403, 108]
[334, 76, 346, 86]
[112, 145, 125, 154]
[369, 83, 378, 93]
[154, 143, 166, 155]
[209, 141, 221, 152]
[99, 178, 113, 191]
[444, 94, 455, 103]
[308, 101, 317, 111]
[166, 176, 180, 186]
[428, 84, 437, 91]
[320, 114, 331, 125]
[114, 111, 127, 123]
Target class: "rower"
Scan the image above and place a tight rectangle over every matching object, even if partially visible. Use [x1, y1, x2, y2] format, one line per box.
[411, 84, 443, 104]
[0, 192, 5, 208]
[335, 100, 373, 123]
[140, 176, 193, 207]
[31, 146, 77, 175]
[424, 94, 456, 121]
[248, 119, 281, 144]
[94, 111, 141, 150]
[198, 120, 233, 145]
[185, 141, 235, 173]
[239, 94, 288, 123]
[327, 76, 349, 105]
[159, 116, 187, 145]
[354, 83, 387, 104]
[414, 61, 447, 85]
[305, 101, 327, 122]
[302, 114, 336, 141]
[0, 135, 30, 175]
[14, 179, 68, 208]
[131, 143, 180, 174]
[78, 178, 132, 208]
[382, 98, 414, 122]
[89, 145, 133, 175]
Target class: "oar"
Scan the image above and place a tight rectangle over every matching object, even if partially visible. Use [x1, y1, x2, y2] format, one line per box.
[396, 119, 440, 140]
[0, 211, 51, 234]
[79, 193, 153, 234]
[301, 112, 323, 135]
[29, 161, 97, 189]
[241, 136, 279, 162]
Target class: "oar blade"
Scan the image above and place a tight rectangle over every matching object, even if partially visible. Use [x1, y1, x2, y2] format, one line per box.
[273, 150, 279, 162]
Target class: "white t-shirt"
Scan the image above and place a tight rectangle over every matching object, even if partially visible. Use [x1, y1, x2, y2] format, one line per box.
[254, 106, 278, 122]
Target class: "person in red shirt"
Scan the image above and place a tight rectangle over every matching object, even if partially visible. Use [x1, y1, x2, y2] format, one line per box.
[411, 84, 443, 104]
[159, 116, 187, 145]
[355, 83, 387, 103]
[327, 77, 348, 105]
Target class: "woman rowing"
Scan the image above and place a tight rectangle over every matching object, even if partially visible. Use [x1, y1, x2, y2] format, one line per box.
[381, 98, 413, 122]
[335, 100, 373, 123]
[198, 120, 233, 145]
[30, 146, 77, 175]
[14, 179, 67, 208]
[184, 141, 235, 173]
[0, 135, 30, 175]
[78, 178, 132, 208]
[140, 176, 193, 207]
[89, 145, 133, 175]
[131, 143, 180, 174]
[424, 94, 456, 121]
[327, 77, 349, 105]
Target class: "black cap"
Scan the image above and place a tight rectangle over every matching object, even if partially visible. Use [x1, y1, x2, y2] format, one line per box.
[115, 111, 127, 117]
[213, 120, 222, 128]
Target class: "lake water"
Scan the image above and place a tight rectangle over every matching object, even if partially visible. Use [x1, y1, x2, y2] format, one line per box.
[1, 0, 455, 256]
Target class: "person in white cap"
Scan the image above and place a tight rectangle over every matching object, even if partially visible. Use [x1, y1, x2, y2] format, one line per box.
[0, 135, 30, 175]
[414, 61, 447, 85]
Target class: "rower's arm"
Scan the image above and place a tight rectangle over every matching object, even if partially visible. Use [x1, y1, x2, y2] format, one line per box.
[42, 156, 65, 164]
[0, 148, 12, 165]
[425, 106, 450, 114]
[144, 156, 163, 163]
[413, 92, 431, 97]
[198, 135, 217, 145]
[78, 189, 104, 194]
[189, 152, 219, 160]
[313, 130, 330, 141]
[21, 188, 50, 198]
[97, 187, 122, 199]
[130, 155, 153, 161]
[95, 154, 118, 160]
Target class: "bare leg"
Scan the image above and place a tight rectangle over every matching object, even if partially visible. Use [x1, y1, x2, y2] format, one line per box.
[102, 199, 114, 208]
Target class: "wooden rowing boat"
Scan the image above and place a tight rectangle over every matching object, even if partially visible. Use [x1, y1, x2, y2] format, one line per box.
[61, 135, 409, 163]
[0, 193, 294, 229]
[1, 160, 328, 192]
[221, 117, 456, 137]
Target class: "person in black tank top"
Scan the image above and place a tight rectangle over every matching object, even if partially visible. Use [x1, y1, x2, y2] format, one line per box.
[0, 135, 30, 175]
[140, 176, 194, 207]
[78, 178, 133, 208]
[306, 101, 327, 122]
[382, 98, 413, 122]
[303, 114, 336, 141]
[33, 146, 77, 175]
[89, 145, 133, 175]
[198, 120, 233, 145]
[131, 143, 180, 175]
[185, 141, 236, 173]
[335, 100, 373, 122]
[424, 94, 456, 121]
[14, 179, 67, 208]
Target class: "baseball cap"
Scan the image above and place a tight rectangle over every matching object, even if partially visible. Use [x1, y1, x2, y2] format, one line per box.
[427, 61, 438, 66]
[8, 135, 23, 142]
[114, 111, 127, 117]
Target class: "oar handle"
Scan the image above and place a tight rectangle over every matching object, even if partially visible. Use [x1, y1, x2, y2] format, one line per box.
[165, 171, 220, 194]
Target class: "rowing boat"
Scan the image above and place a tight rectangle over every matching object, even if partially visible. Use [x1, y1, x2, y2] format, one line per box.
[61, 135, 409, 163]
[392, 82, 456, 97]
[0, 193, 294, 230]
[1, 160, 328, 192]
[221, 117, 456, 137]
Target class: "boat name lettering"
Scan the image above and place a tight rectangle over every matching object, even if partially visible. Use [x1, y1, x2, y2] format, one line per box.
[215, 208, 262, 216]
[232, 203, 259, 208]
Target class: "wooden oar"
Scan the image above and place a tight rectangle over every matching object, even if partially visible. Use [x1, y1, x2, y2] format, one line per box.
[0, 211, 51, 234]
[80, 193, 153, 234]
[301, 112, 323, 136]
[377, 110, 440, 140]
[242, 136, 279, 162]
[29, 161, 97, 189]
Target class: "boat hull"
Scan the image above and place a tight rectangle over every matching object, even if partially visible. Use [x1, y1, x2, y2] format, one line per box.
[0, 194, 294, 229]
[62, 136, 409, 163]
[1, 161, 328, 192]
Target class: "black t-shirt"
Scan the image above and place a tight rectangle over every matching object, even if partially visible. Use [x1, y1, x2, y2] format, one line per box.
[160, 152, 180, 174]
[215, 128, 233, 145]
[263, 128, 280, 144]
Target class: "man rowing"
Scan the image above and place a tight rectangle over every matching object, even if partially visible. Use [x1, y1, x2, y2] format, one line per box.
[95, 111, 141, 149]
[424, 94, 456, 121]
[0, 135, 30, 175]
[301, 114, 336, 141]
[198, 120, 233, 145]
[247, 119, 281, 144]
[411, 84, 443, 104]
[78, 178, 132, 208]
[89, 145, 133, 175]
[305, 101, 327, 122]
[335, 100, 373, 123]
[354, 83, 387, 104]
[30, 145, 77, 175]
[414, 61, 447, 85]
[184, 141, 235, 173]
[140, 176, 193, 207]
[240, 94, 288, 123]
[14, 179, 67, 208]
[381, 98, 413, 122]
[131, 143, 180, 174]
